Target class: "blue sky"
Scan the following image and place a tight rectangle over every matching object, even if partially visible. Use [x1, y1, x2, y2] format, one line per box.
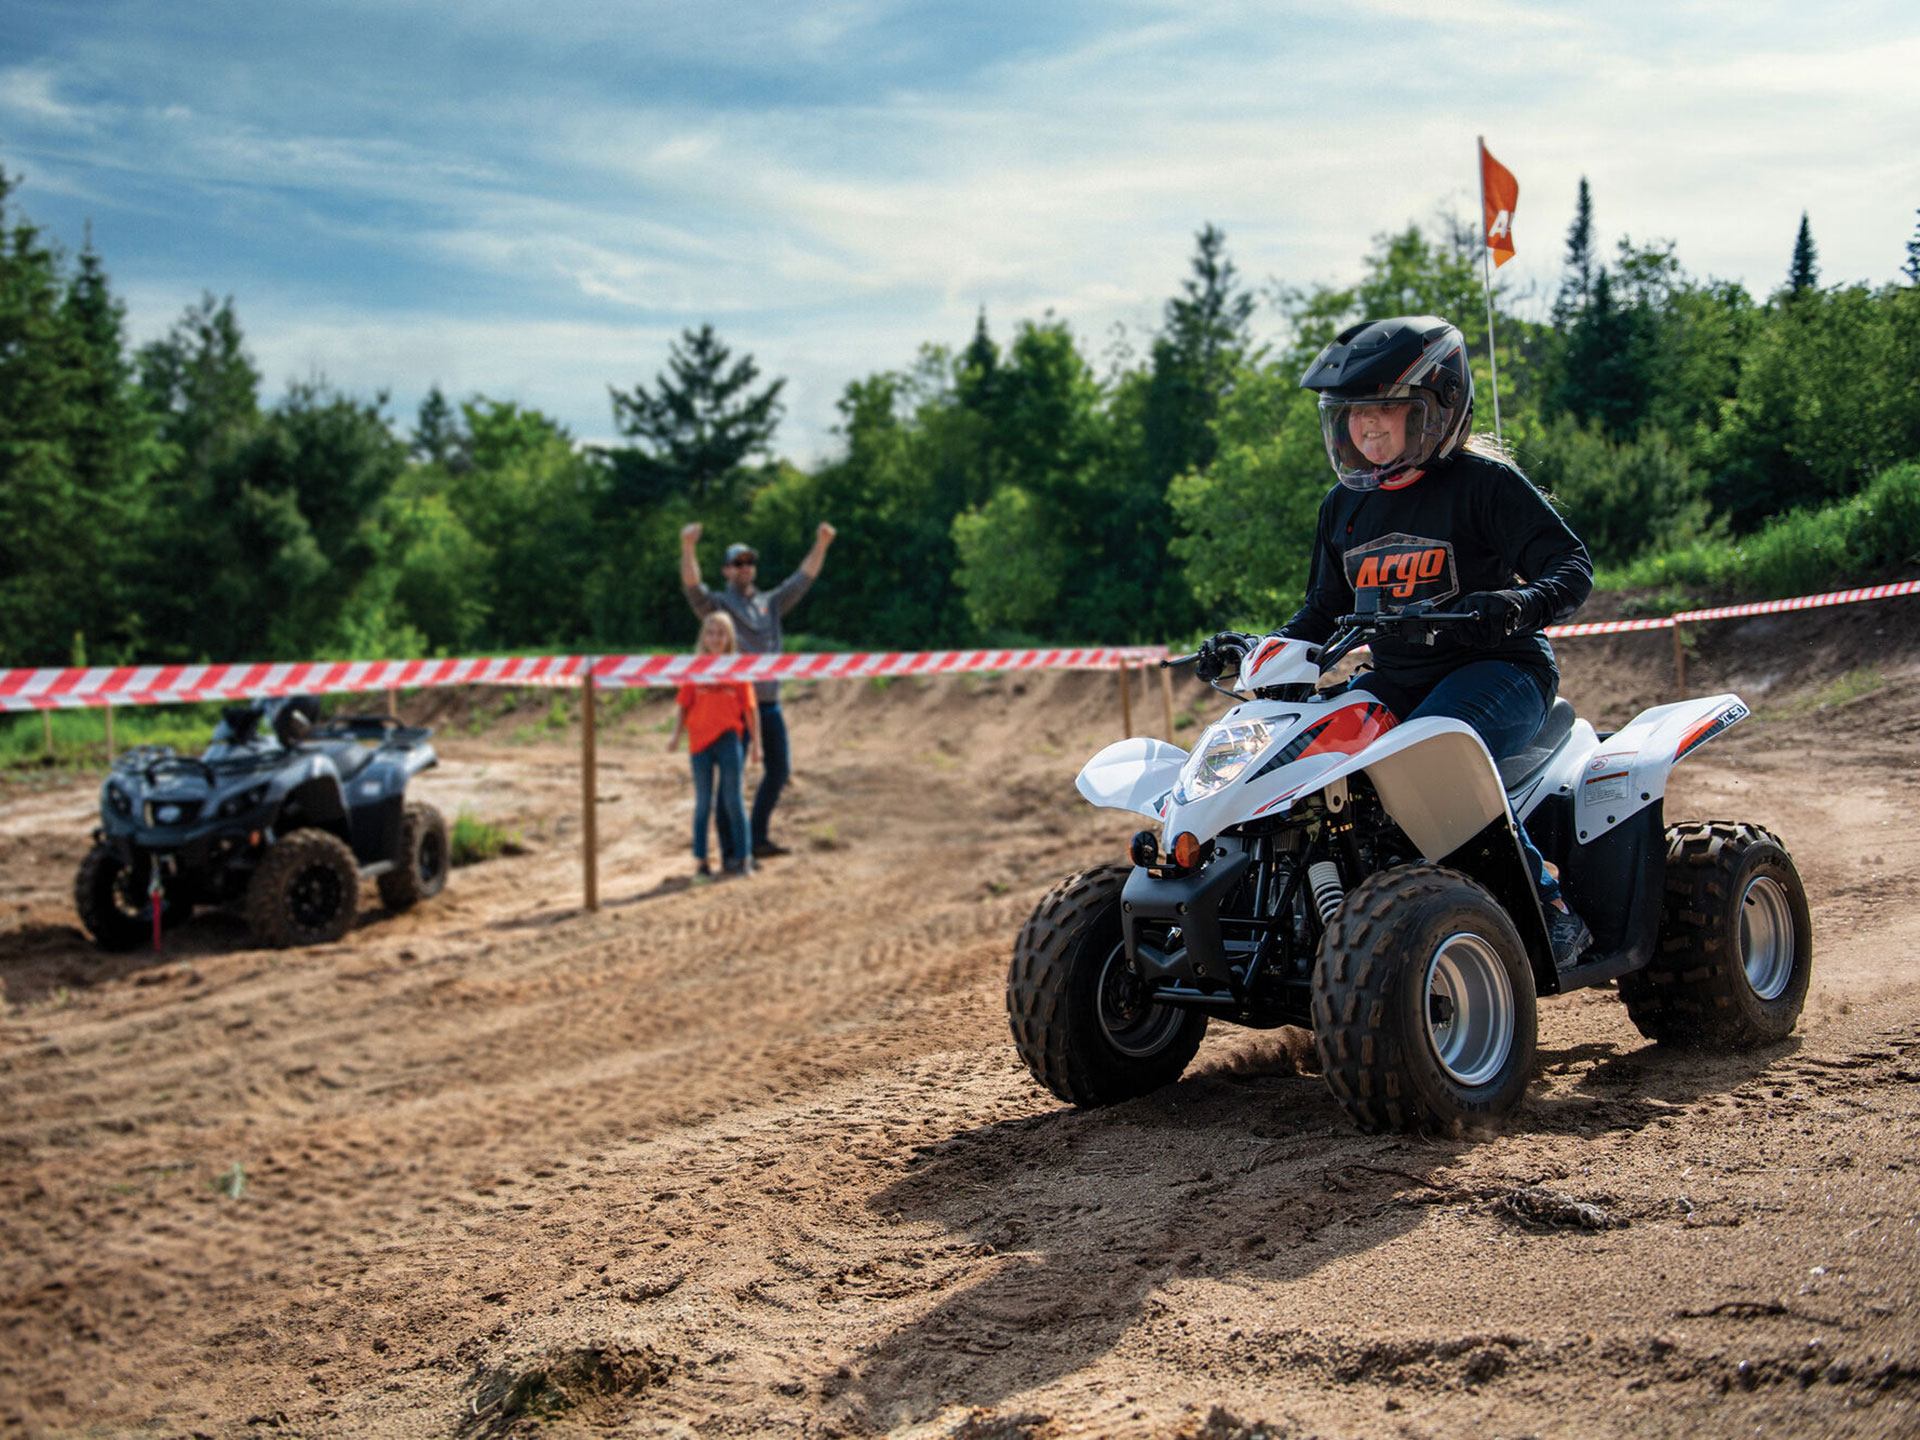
[3, 0, 1915, 460]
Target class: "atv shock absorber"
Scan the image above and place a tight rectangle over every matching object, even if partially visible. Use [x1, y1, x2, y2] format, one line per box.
[1307, 860, 1345, 927]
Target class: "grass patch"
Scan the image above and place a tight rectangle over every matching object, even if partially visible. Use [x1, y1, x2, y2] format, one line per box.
[1761, 666, 1886, 720]
[0, 703, 222, 772]
[212, 1162, 247, 1200]
[449, 811, 527, 866]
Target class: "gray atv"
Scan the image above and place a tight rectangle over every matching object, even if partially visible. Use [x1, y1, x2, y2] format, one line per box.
[76, 695, 448, 950]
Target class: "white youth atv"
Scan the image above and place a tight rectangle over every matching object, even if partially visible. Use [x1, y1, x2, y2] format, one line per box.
[1007, 601, 1812, 1134]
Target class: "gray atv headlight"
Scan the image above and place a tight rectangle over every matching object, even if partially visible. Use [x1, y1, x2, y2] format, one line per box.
[1174, 718, 1274, 803]
[106, 781, 133, 818]
[218, 783, 271, 818]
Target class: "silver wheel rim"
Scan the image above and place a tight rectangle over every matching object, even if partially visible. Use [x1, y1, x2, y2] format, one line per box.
[1423, 932, 1515, 1088]
[1095, 940, 1186, 1058]
[1741, 875, 1795, 1001]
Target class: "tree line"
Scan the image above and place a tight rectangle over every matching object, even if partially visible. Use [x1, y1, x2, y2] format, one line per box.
[4, 163, 1918, 668]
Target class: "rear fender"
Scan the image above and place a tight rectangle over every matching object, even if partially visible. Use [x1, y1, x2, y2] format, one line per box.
[1537, 693, 1747, 847]
[1076, 737, 1189, 822]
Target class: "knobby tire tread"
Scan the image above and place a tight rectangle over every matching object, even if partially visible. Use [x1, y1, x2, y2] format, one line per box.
[1619, 821, 1810, 1049]
[1006, 864, 1205, 1107]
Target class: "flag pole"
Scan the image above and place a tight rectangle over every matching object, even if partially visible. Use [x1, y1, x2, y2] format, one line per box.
[1477, 135, 1504, 445]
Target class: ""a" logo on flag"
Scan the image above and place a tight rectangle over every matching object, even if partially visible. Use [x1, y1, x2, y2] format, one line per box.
[1480, 140, 1518, 268]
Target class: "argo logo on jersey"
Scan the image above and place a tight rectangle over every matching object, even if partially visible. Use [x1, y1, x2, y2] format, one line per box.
[1345, 533, 1458, 604]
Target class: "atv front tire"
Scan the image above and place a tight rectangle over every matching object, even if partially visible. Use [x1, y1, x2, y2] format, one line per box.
[378, 803, 448, 913]
[75, 844, 180, 951]
[245, 829, 359, 948]
[1008, 864, 1208, 1107]
[1312, 863, 1538, 1136]
[1619, 822, 1811, 1048]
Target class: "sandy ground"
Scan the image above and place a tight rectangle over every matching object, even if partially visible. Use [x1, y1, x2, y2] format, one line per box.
[1, 602, 1917, 1439]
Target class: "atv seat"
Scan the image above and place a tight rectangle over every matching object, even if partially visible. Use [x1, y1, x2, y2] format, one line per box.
[309, 739, 375, 783]
[1499, 698, 1575, 791]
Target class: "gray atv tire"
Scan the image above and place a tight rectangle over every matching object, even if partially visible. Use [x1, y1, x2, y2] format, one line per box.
[1007, 863, 1208, 1107]
[378, 803, 448, 913]
[1312, 863, 1538, 1136]
[1619, 822, 1812, 1048]
[245, 829, 359, 948]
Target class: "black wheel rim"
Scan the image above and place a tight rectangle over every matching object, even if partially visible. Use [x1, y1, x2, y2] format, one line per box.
[417, 828, 445, 884]
[290, 863, 344, 930]
[1095, 939, 1186, 1058]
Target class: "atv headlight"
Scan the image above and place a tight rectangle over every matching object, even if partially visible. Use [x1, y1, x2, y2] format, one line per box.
[218, 783, 271, 819]
[1174, 718, 1273, 803]
[106, 781, 133, 818]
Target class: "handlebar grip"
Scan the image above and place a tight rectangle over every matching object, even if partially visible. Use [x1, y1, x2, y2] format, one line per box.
[1161, 651, 1201, 669]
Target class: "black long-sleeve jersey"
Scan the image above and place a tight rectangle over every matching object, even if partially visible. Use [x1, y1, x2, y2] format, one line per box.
[1279, 451, 1593, 691]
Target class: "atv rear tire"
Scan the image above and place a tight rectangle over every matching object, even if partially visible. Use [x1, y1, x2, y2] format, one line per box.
[1619, 822, 1811, 1048]
[75, 844, 180, 952]
[1007, 863, 1208, 1107]
[378, 803, 448, 913]
[1312, 863, 1537, 1136]
[245, 829, 359, 948]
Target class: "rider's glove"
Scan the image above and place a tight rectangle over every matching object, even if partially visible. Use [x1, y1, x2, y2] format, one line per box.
[1194, 630, 1257, 683]
[1456, 590, 1533, 647]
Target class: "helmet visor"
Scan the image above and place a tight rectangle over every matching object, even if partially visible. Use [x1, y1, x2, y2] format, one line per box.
[1318, 393, 1443, 491]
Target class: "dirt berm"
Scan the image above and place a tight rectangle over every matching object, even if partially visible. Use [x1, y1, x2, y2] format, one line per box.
[1, 595, 1917, 1438]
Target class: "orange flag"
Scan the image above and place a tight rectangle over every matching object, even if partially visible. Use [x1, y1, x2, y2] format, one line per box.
[1480, 139, 1518, 268]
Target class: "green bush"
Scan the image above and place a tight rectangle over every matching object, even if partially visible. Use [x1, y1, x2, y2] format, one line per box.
[1603, 460, 1920, 598]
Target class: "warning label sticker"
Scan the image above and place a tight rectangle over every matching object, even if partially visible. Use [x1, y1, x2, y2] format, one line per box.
[1583, 769, 1631, 805]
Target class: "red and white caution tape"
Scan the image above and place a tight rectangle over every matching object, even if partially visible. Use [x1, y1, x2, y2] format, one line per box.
[0, 655, 584, 712]
[1670, 578, 1920, 624]
[3, 578, 1913, 713]
[592, 645, 1168, 690]
[1541, 578, 1920, 637]
[1544, 615, 1679, 637]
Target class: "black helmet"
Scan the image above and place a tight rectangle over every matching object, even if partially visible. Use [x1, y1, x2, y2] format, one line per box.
[1300, 316, 1473, 490]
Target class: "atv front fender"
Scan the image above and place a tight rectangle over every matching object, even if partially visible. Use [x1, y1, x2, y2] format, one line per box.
[1076, 737, 1188, 822]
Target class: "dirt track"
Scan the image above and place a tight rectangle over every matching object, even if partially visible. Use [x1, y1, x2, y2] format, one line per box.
[2, 605, 1918, 1438]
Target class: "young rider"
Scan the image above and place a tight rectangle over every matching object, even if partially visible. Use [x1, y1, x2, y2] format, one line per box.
[1196, 315, 1595, 967]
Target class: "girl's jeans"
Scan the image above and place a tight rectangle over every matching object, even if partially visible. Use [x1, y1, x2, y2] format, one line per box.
[1350, 661, 1565, 907]
[690, 730, 749, 868]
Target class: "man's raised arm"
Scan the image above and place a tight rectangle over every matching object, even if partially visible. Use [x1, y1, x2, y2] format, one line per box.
[800, 521, 835, 580]
[680, 522, 714, 616]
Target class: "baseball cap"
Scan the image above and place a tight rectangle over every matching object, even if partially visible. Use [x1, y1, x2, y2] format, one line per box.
[724, 543, 758, 565]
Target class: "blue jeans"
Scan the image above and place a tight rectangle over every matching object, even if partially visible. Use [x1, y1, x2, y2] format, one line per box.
[750, 701, 791, 849]
[690, 730, 749, 867]
[1351, 661, 1565, 907]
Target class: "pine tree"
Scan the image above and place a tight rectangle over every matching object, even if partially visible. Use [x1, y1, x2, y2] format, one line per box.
[1903, 208, 1920, 285]
[1143, 223, 1254, 486]
[1552, 177, 1595, 325]
[1788, 212, 1819, 295]
[0, 167, 90, 664]
[607, 324, 785, 505]
[411, 385, 465, 469]
[60, 228, 164, 657]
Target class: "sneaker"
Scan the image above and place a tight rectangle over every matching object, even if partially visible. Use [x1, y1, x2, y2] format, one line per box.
[1547, 905, 1594, 969]
[696, 860, 712, 877]
[752, 840, 789, 859]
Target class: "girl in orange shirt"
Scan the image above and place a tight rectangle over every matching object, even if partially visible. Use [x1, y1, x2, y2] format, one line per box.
[668, 612, 762, 879]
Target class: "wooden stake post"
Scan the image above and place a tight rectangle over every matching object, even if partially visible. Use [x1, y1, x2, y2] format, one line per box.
[581, 671, 599, 913]
[1159, 665, 1176, 740]
[104, 703, 114, 761]
[43, 711, 53, 758]
[1116, 664, 1134, 738]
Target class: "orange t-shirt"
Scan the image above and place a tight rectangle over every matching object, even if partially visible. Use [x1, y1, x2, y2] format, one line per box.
[676, 681, 754, 756]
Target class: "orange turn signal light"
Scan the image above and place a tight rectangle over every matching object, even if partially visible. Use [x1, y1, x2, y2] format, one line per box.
[1172, 832, 1202, 869]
